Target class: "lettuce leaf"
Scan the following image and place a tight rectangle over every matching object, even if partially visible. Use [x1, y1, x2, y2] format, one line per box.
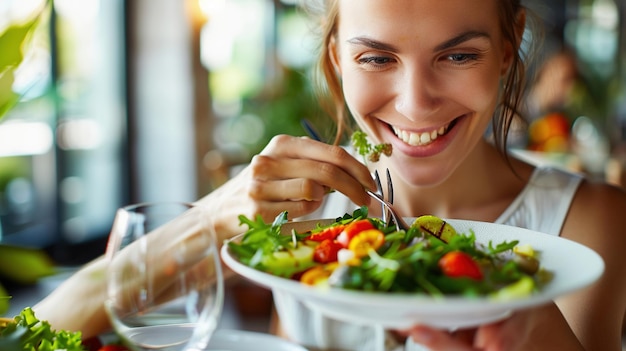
[0, 307, 85, 351]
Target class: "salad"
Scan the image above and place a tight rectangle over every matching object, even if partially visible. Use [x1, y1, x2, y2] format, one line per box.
[228, 207, 551, 299]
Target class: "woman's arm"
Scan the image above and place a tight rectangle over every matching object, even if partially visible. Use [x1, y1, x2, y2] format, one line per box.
[556, 180, 626, 351]
[33, 135, 375, 339]
[33, 256, 110, 339]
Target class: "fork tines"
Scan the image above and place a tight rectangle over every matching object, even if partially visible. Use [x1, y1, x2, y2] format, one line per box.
[373, 170, 387, 224]
[386, 168, 394, 205]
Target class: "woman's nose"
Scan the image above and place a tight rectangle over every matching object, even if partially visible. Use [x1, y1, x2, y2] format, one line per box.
[394, 66, 440, 120]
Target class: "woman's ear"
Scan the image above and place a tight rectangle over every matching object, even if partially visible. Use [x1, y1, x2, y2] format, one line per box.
[501, 9, 527, 76]
[329, 36, 341, 75]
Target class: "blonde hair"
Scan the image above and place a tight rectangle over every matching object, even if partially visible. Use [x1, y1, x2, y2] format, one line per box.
[302, 0, 538, 155]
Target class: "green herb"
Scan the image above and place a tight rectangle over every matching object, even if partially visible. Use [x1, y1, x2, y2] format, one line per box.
[351, 131, 392, 163]
[0, 307, 86, 351]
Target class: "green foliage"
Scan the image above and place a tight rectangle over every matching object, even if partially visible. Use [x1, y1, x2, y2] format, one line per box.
[0, 69, 19, 120]
[0, 2, 49, 122]
[0, 245, 56, 285]
[0, 287, 9, 316]
[238, 67, 331, 156]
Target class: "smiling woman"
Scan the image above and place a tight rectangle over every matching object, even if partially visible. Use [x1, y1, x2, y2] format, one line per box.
[26, 0, 626, 350]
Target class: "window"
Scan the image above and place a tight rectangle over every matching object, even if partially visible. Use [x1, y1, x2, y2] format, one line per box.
[0, 0, 127, 263]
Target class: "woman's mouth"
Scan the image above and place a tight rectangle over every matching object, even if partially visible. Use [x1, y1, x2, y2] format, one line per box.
[391, 118, 458, 146]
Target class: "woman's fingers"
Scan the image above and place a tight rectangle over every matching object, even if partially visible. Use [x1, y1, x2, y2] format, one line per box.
[261, 135, 376, 189]
[207, 134, 377, 237]
[249, 177, 329, 202]
[403, 325, 478, 351]
[249, 157, 371, 205]
[251, 135, 376, 204]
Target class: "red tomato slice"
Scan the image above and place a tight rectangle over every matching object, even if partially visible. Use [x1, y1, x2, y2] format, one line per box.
[438, 251, 483, 280]
[305, 225, 345, 242]
[337, 219, 375, 248]
[313, 239, 343, 263]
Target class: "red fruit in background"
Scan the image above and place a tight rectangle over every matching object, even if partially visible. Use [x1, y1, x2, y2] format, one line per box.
[528, 112, 571, 152]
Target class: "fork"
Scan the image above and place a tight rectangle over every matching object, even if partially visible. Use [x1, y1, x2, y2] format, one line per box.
[367, 169, 411, 232]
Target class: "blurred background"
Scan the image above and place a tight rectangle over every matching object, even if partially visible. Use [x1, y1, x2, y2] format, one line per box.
[0, 0, 625, 333]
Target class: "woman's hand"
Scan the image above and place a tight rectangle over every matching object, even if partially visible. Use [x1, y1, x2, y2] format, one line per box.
[401, 303, 584, 351]
[198, 135, 376, 239]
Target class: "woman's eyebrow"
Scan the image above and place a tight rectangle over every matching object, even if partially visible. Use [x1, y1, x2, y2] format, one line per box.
[434, 31, 491, 51]
[346, 30, 491, 53]
[346, 37, 398, 52]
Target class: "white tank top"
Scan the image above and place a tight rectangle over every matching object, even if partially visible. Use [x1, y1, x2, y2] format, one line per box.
[273, 167, 583, 351]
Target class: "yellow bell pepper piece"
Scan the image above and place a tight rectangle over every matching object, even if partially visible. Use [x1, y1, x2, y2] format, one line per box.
[348, 229, 385, 258]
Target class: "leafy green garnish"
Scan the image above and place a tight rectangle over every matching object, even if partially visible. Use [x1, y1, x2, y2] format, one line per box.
[351, 131, 392, 163]
[0, 307, 85, 351]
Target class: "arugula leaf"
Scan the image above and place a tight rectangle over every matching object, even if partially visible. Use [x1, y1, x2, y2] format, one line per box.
[335, 206, 369, 223]
[232, 212, 296, 264]
[488, 240, 519, 254]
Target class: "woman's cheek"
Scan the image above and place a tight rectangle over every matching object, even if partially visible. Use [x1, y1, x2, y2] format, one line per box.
[342, 71, 392, 119]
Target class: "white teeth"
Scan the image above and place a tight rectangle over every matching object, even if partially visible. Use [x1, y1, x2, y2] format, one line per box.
[393, 124, 448, 146]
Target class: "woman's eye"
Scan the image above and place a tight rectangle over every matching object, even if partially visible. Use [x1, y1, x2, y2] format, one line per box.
[358, 56, 394, 66]
[447, 53, 479, 64]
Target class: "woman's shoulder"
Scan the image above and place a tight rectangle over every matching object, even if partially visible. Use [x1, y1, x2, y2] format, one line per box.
[564, 177, 626, 248]
[571, 178, 626, 220]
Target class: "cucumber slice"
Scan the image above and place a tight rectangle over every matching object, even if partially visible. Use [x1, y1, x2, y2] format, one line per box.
[261, 244, 315, 278]
[412, 215, 457, 242]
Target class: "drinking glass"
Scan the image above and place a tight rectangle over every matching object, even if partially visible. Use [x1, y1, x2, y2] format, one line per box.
[105, 202, 224, 351]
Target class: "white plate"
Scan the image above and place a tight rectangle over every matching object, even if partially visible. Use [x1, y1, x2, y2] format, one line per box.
[208, 329, 308, 351]
[221, 219, 604, 329]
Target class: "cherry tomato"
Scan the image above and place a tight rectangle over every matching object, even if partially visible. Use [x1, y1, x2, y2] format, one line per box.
[305, 224, 345, 242]
[97, 345, 131, 351]
[438, 251, 483, 280]
[313, 239, 343, 263]
[337, 219, 375, 247]
[82, 337, 103, 351]
[348, 229, 385, 257]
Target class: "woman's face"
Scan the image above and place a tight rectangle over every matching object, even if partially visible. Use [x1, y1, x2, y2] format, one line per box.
[333, 0, 515, 186]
